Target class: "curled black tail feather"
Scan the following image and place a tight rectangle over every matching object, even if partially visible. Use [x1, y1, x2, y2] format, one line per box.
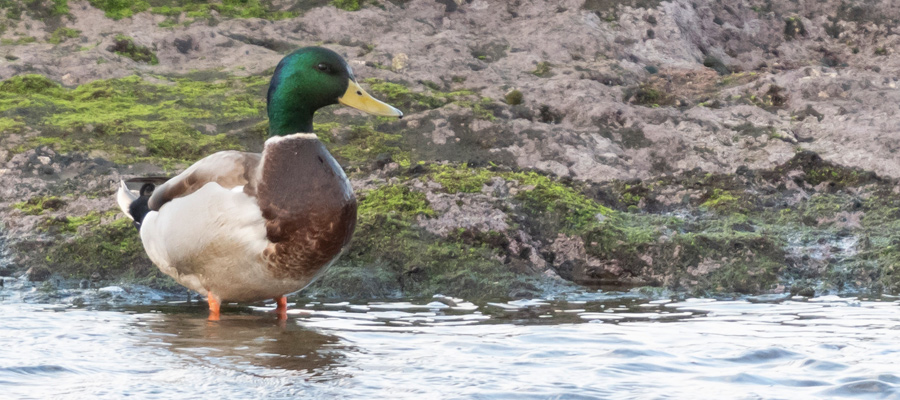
[129, 183, 155, 230]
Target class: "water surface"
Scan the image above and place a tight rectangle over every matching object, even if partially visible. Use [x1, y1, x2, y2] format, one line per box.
[2, 294, 899, 399]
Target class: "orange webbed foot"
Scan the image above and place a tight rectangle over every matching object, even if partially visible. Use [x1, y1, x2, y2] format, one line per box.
[274, 296, 288, 320]
[207, 293, 221, 321]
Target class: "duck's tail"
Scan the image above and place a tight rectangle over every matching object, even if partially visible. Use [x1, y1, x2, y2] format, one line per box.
[117, 180, 138, 220]
[116, 180, 155, 231]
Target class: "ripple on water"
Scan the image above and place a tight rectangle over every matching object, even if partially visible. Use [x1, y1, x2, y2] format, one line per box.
[603, 348, 676, 359]
[822, 380, 900, 398]
[610, 362, 688, 374]
[723, 347, 804, 364]
[0, 365, 74, 375]
[698, 372, 830, 388]
[801, 358, 850, 371]
[2, 293, 900, 399]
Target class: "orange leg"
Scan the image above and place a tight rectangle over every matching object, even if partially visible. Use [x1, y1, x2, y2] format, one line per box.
[207, 293, 221, 321]
[274, 296, 288, 320]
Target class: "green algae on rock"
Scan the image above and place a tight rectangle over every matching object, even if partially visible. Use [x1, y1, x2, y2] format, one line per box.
[43, 218, 181, 290]
[310, 152, 900, 298]
[108, 35, 158, 64]
[88, 0, 149, 20]
[331, 0, 361, 11]
[150, 0, 301, 26]
[330, 124, 410, 168]
[311, 182, 538, 300]
[0, 73, 267, 166]
[361, 78, 494, 118]
[531, 62, 553, 78]
[12, 196, 65, 215]
[504, 89, 524, 105]
[2, 0, 900, 301]
[47, 27, 79, 44]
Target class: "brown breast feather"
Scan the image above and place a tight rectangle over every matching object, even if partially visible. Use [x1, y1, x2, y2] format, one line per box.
[255, 136, 357, 280]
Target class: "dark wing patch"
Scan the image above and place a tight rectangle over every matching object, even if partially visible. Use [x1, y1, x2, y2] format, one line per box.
[148, 151, 262, 211]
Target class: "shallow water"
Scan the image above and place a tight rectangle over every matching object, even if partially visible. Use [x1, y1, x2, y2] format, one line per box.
[2, 294, 900, 399]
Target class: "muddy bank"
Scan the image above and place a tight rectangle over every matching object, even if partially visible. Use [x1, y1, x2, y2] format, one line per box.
[0, 0, 898, 299]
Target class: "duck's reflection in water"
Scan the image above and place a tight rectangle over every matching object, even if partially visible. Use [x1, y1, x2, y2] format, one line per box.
[132, 306, 348, 380]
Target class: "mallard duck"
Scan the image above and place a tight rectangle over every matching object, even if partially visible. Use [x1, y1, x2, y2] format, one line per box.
[116, 47, 402, 320]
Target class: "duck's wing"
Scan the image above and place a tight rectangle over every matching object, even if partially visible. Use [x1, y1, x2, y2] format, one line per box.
[148, 151, 262, 211]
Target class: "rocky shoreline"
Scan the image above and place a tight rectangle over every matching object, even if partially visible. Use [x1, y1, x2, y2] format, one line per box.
[0, 0, 898, 300]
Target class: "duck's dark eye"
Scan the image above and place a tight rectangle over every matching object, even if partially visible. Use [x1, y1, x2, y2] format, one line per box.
[316, 63, 333, 73]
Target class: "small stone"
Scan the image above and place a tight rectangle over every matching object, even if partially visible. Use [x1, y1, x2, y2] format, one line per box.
[391, 53, 409, 71]
[174, 36, 194, 54]
[791, 286, 815, 297]
[373, 153, 393, 170]
[79, 279, 90, 289]
[26, 266, 51, 282]
[432, 296, 458, 307]
[98, 286, 125, 294]
[504, 89, 524, 105]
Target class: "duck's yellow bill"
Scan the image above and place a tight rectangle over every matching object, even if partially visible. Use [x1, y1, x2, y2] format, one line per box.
[338, 80, 403, 118]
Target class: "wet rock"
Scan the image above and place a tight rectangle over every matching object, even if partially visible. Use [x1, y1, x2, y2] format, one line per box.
[431, 296, 458, 307]
[547, 234, 631, 286]
[173, 36, 196, 55]
[373, 153, 393, 170]
[791, 286, 816, 297]
[418, 192, 509, 236]
[25, 266, 51, 282]
[98, 286, 125, 294]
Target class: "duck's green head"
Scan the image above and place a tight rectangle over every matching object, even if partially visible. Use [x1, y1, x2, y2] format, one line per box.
[266, 46, 402, 136]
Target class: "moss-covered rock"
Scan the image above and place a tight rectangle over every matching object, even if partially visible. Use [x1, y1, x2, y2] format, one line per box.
[312, 182, 538, 300]
[0, 36, 34, 45]
[9, 75, 895, 299]
[47, 27, 79, 44]
[12, 195, 66, 215]
[504, 89, 523, 105]
[624, 83, 675, 107]
[88, 0, 149, 20]
[531, 62, 553, 77]
[304, 150, 900, 297]
[86, 0, 298, 21]
[107, 35, 158, 64]
[330, 124, 410, 168]
[784, 16, 807, 40]
[0, 73, 267, 166]
[43, 218, 179, 289]
[149, 0, 300, 26]
[332, 0, 361, 11]
[362, 78, 479, 114]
